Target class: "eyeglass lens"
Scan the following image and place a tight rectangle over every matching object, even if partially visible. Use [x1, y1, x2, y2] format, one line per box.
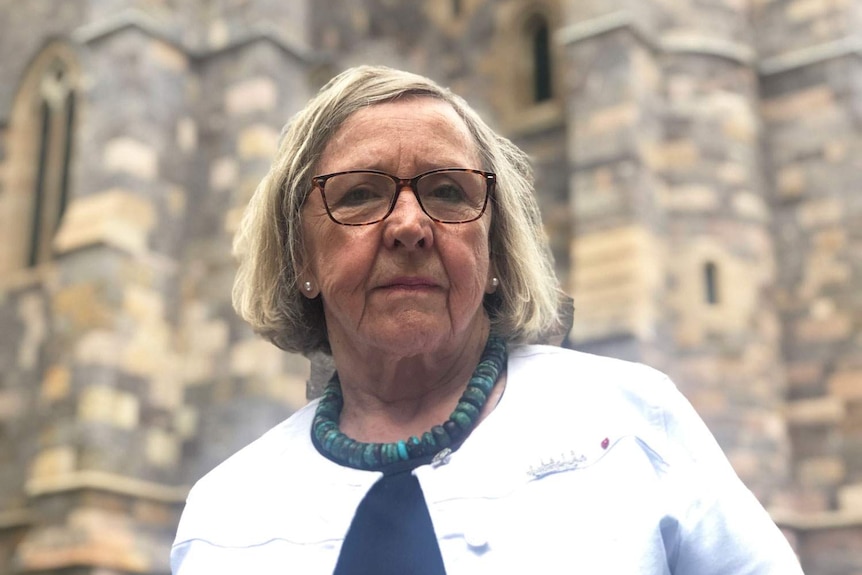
[322, 170, 488, 224]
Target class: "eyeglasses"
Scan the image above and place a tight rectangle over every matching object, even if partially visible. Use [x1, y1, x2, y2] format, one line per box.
[310, 168, 496, 226]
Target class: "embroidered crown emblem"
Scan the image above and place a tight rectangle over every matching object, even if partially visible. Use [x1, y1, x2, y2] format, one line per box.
[527, 450, 587, 479]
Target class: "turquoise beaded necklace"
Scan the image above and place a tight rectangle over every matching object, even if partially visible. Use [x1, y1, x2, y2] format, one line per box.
[312, 335, 507, 471]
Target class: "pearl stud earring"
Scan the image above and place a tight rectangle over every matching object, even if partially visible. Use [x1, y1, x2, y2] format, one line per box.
[303, 281, 313, 292]
[490, 277, 499, 288]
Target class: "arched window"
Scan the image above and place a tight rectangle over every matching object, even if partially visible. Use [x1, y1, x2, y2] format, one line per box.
[493, 4, 564, 131]
[704, 261, 720, 305]
[1, 44, 78, 275]
[28, 60, 75, 267]
[525, 13, 553, 104]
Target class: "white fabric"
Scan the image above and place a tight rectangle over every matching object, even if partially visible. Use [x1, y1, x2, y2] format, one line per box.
[172, 344, 804, 574]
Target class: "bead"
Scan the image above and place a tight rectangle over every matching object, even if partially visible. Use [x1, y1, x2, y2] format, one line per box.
[421, 431, 437, 452]
[462, 387, 487, 408]
[431, 426, 450, 448]
[396, 440, 409, 461]
[330, 434, 347, 455]
[363, 444, 381, 467]
[381, 443, 398, 465]
[443, 419, 462, 441]
[471, 378, 494, 396]
[336, 437, 354, 460]
[475, 364, 495, 376]
[323, 429, 340, 450]
[317, 404, 340, 420]
[455, 402, 480, 421]
[348, 442, 365, 467]
[315, 420, 338, 435]
[451, 410, 473, 431]
[406, 436, 423, 458]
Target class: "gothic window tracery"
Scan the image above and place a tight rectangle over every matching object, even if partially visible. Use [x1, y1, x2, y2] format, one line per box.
[525, 12, 553, 104]
[29, 59, 76, 267]
[493, 3, 563, 133]
[1, 45, 78, 275]
[704, 261, 720, 305]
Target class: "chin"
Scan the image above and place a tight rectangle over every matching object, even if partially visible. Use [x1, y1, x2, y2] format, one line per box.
[366, 322, 455, 356]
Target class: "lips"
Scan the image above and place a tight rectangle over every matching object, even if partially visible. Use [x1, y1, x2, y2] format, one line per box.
[379, 276, 440, 290]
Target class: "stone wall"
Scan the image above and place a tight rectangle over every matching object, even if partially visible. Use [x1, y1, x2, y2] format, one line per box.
[0, 2, 314, 572]
[178, 34, 314, 485]
[756, 0, 862, 571]
[1, 0, 861, 573]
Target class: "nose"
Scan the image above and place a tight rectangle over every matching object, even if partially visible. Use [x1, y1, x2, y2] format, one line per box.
[383, 186, 433, 249]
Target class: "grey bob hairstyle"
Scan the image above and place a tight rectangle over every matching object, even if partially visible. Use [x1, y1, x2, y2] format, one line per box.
[232, 65, 564, 355]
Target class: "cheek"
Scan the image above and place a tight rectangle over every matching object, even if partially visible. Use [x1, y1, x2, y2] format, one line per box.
[300, 221, 328, 277]
[301, 214, 336, 275]
[305, 225, 378, 289]
[448, 230, 491, 293]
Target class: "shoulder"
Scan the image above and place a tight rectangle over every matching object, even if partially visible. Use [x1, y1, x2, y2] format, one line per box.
[474, 346, 803, 573]
[508, 343, 677, 415]
[509, 343, 665, 380]
[174, 399, 381, 553]
[174, 401, 320, 544]
[193, 400, 319, 492]
[172, 400, 382, 570]
[504, 344, 702, 469]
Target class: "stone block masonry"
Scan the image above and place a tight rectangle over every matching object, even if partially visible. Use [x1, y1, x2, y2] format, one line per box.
[0, 0, 860, 573]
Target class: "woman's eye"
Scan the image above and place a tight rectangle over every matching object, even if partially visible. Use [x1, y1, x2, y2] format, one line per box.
[428, 184, 466, 202]
[339, 186, 381, 205]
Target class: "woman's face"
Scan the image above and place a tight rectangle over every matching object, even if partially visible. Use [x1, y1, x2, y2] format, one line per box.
[300, 97, 494, 358]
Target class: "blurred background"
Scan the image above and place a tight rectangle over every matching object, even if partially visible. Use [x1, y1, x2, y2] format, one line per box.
[0, 0, 860, 573]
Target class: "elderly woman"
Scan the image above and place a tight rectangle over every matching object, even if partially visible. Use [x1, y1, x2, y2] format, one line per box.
[172, 66, 802, 574]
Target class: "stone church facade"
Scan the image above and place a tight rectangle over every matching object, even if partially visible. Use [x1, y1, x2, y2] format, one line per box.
[0, 0, 859, 573]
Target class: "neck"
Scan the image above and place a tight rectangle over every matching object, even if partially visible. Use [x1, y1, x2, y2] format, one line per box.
[311, 334, 508, 470]
[330, 322, 490, 443]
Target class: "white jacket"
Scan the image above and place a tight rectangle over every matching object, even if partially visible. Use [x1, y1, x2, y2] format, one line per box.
[172, 344, 803, 574]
